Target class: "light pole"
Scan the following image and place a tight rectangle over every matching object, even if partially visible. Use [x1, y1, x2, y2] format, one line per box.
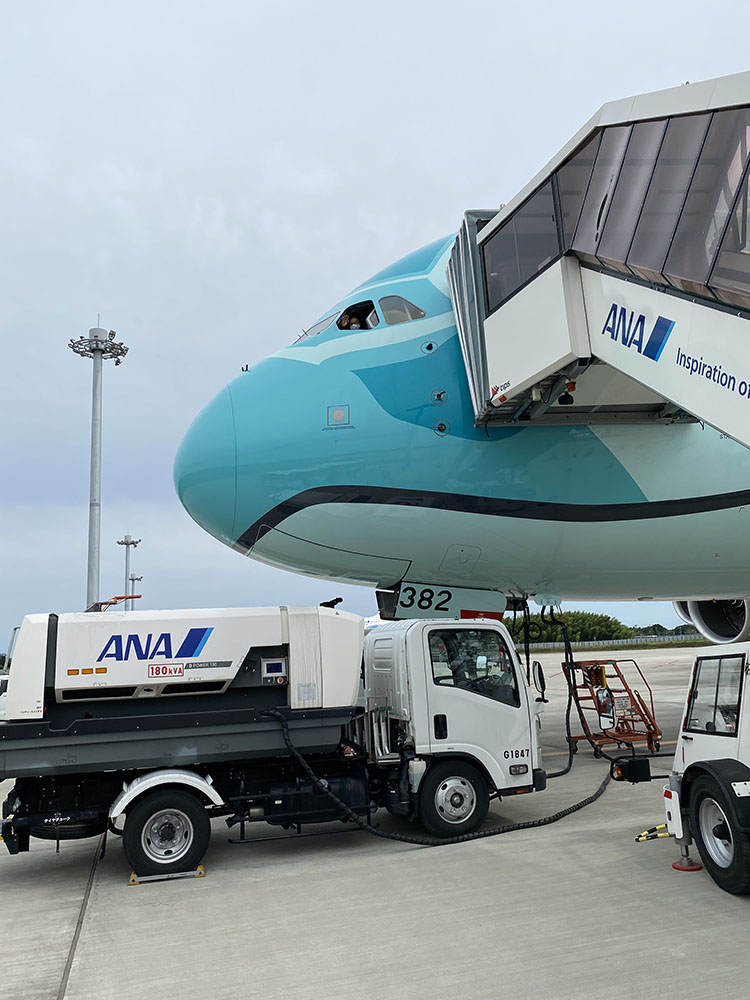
[129, 574, 143, 611]
[69, 328, 129, 609]
[117, 535, 141, 610]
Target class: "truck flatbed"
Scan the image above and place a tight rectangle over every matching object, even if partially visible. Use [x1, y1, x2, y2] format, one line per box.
[0, 704, 356, 779]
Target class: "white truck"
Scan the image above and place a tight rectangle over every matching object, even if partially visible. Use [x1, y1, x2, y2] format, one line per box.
[615, 643, 750, 894]
[0, 606, 547, 875]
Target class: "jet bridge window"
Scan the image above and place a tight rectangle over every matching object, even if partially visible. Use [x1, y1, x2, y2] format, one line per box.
[337, 301, 379, 331]
[482, 180, 561, 314]
[625, 113, 710, 284]
[664, 107, 750, 298]
[571, 124, 631, 266]
[378, 295, 426, 325]
[595, 119, 667, 274]
[556, 132, 602, 245]
[428, 628, 519, 707]
[711, 165, 750, 309]
[685, 653, 745, 736]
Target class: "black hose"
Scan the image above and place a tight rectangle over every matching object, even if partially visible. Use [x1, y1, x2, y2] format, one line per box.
[260, 709, 611, 847]
[522, 602, 532, 685]
[537, 605, 579, 778]
[546, 670, 575, 779]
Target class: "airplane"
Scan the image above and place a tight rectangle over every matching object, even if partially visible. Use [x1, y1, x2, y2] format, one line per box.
[174, 73, 750, 645]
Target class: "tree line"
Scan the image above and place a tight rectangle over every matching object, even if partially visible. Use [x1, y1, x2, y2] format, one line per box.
[506, 610, 694, 644]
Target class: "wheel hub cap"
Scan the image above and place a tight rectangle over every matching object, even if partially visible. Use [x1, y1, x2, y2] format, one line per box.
[699, 797, 734, 868]
[142, 808, 194, 864]
[435, 777, 477, 824]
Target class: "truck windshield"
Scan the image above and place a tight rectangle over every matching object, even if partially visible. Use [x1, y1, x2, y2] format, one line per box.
[428, 628, 519, 707]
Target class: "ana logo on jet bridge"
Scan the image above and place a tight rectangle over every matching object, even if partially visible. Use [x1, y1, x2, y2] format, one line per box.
[96, 626, 213, 662]
[600, 304, 675, 362]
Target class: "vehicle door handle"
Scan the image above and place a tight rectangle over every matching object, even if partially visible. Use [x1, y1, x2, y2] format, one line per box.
[434, 714, 448, 740]
[682, 734, 693, 741]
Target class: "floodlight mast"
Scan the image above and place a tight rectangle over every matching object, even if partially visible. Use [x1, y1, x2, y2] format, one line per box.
[68, 328, 129, 610]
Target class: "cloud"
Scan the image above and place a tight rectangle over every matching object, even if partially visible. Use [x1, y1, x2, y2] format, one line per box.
[1, 0, 743, 640]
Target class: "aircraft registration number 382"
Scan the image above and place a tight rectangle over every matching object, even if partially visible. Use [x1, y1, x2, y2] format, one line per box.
[389, 582, 507, 621]
[398, 586, 453, 612]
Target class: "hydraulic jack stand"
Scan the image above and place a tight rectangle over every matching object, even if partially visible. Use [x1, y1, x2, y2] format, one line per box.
[672, 845, 702, 872]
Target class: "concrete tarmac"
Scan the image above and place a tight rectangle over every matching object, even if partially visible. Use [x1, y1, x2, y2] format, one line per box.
[2, 644, 749, 1000]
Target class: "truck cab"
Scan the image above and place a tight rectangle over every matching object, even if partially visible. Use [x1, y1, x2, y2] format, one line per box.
[360, 617, 546, 836]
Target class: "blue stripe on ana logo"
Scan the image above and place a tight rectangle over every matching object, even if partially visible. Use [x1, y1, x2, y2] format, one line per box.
[642, 316, 676, 361]
[175, 627, 214, 658]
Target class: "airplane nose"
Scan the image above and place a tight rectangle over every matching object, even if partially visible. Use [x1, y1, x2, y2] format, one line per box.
[174, 385, 237, 545]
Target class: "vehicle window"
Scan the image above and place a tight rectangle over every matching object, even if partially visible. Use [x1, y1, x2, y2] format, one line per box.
[337, 300, 379, 331]
[428, 628, 519, 707]
[378, 295, 426, 325]
[685, 654, 745, 735]
[299, 311, 338, 340]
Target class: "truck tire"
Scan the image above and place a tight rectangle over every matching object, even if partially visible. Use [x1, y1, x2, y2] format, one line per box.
[123, 789, 211, 877]
[31, 818, 107, 841]
[689, 775, 750, 894]
[418, 760, 489, 838]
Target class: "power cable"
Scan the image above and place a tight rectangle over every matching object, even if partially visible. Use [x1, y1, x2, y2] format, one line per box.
[260, 709, 611, 847]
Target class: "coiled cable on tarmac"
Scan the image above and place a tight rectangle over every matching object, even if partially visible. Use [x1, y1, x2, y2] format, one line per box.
[260, 709, 611, 847]
[260, 601, 671, 844]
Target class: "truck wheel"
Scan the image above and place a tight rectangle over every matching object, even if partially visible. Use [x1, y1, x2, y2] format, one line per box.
[689, 775, 750, 894]
[418, 761, 489, 838]
[123, 789, 211, 877]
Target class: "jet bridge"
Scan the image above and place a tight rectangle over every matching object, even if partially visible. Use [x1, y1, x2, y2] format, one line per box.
[448, 71, 750, 449]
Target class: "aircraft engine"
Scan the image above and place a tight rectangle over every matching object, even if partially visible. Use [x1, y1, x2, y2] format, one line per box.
[673, 602, 693, 626]
[681, 599, 750, 644]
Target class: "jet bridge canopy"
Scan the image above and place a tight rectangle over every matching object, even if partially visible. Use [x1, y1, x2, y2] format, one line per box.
[448, 72, 750, 448]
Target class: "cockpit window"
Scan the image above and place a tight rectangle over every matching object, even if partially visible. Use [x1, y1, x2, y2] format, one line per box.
[378, 295, 426, 325]
[300, 311, 339, 340]
[337, 301, 379, 331]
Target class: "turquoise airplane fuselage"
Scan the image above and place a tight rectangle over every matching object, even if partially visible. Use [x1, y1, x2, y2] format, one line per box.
[174, 236, 750, 603]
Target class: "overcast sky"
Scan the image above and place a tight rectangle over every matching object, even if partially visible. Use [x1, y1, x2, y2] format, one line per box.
[2, 1, 747, 643]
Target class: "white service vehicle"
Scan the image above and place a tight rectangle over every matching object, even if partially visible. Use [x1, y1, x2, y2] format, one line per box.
[0, 606, 547, 875]
[616, 644, 750, 894]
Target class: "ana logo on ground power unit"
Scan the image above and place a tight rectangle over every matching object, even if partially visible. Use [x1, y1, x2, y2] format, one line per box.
[601, 304, 675, 361]
[96, 626, 213, 662]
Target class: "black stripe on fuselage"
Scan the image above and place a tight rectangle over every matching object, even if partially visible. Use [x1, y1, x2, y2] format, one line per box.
[233, 485, 750, 554]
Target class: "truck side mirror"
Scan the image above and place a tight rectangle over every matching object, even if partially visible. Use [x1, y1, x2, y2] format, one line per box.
[532, 661, 547, 702]
[595, 686, 616, 731]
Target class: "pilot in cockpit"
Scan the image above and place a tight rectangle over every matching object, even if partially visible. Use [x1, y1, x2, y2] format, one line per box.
[337, 301, 379, 332]
[339, 312, 362, 331]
